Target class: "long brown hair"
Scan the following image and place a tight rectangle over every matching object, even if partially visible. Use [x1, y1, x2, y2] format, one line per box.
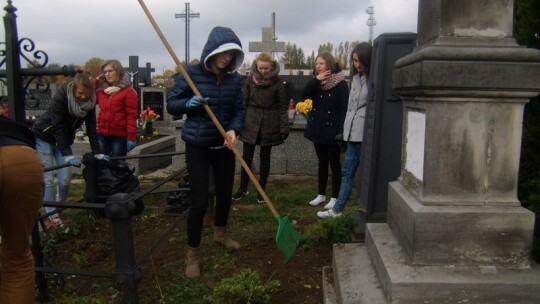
[349, 42, 372, 80]
[316, 52, 339, 72]
[100, 59, 125, 85]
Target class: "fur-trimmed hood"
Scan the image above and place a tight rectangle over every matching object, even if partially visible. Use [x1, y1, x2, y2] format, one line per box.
[200, 26, 244, 73]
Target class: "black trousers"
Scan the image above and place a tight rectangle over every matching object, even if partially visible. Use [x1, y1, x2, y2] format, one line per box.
[185, 143, 235, 248]
[313, 142, 342, 198]
[239, 142, 272, 194]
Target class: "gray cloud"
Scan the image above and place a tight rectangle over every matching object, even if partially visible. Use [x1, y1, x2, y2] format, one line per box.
[1, 0, 418, 71]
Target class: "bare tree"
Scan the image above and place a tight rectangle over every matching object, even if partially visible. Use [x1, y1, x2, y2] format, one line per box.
[84, 57, 105, 77]
[334, 41, 360, 70]
[317, 42, 333, 54]
[279, 43, 306, 69]
[306, 51, 316, 70]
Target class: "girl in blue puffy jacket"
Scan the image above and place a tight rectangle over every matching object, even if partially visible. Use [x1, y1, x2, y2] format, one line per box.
[167, 26, 246, 279]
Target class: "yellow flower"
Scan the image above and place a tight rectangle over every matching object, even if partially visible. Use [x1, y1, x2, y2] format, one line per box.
[295, 99, 312, 118]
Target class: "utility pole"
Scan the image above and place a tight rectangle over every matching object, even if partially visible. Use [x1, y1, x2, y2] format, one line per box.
[366, 6, 376, 45]
[271, 12, 278, 59]
[175, 2, 200, 64]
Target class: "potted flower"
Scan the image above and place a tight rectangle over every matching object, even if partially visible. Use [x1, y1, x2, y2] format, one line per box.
[139, 107, 160, 136]
[287, 99, 296, 123]
[295, 98, 312, 119]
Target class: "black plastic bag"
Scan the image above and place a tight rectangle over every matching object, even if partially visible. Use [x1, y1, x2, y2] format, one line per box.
[165, 175, 191, 213]
[83, 159, 145, 217]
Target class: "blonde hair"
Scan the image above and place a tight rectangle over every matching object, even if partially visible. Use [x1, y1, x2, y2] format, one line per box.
[254, 52, 277, 70]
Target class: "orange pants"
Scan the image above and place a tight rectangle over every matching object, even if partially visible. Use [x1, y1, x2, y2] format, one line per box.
[0, 145, 43, 304]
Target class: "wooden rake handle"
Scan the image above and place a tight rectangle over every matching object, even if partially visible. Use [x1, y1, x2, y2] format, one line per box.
[138, 0, 280, 218]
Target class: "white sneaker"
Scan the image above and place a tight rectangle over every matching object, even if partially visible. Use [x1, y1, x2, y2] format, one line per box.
[308, 195, 326, 206]
[324, 198, 337, 210]
[317, 209, 342, 219]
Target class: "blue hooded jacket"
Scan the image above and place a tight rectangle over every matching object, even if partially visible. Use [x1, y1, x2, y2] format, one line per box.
[167, 26, 246, 147]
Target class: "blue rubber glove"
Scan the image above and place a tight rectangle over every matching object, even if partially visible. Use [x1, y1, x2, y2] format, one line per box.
[127, 141, 137, 152]
[64, 155, 82, 167]
[94, 154, 110, 162]
[185, 96, 209, 109]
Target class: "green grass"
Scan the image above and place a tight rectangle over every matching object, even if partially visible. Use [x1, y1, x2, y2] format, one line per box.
[38, 177, 355, 303]
[39, 175, 540, 303]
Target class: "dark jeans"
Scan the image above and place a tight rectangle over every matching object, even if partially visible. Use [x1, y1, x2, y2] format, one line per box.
[313, 142, 342, 198]
[239, 142, 272, 194]
[185, 143, 235, 248]
[98, 135, 127, 157]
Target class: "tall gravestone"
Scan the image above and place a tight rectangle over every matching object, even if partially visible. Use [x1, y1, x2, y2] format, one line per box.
[140, 87, 166, 122]
[358, 33, 416, 223]
[349, 0, 540, 303]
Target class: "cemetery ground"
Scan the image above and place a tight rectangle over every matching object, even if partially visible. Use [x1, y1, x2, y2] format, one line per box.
[39, 174, 355, 303]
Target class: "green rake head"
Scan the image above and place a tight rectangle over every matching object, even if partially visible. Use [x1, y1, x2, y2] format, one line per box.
[275, 215, 301, 262]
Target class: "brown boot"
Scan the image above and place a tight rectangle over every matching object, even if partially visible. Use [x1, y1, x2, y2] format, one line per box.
[185, 246, 200, 278]
[213, 226, 241, 251]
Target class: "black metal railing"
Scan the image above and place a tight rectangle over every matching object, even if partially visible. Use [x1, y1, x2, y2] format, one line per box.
[2, 2, 193, 302]
[1, 0, 76, 123]
[33, 151, 186, 303]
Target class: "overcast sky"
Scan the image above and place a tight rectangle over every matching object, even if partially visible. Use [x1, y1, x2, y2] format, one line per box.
[1, 0, 418, 73]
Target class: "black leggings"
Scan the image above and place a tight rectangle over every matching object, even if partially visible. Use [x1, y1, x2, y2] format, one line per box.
[313, 142, 341, 198]
[239, 142, 272, 192]
[185, 143, 235, 248]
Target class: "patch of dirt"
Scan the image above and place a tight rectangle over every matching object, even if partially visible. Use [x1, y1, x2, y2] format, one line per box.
[42, 178, 334, 303]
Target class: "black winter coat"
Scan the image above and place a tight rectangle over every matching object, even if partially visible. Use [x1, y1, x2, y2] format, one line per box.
[32, 81, 100, 156]
[301, 67, 349, 145]
[239, 79, 289, 146]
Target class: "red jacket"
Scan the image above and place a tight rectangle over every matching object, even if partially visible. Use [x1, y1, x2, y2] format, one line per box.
[96, 86, 139, 141]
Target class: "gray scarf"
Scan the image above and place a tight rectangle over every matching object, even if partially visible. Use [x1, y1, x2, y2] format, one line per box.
[67, 81, 96, 118]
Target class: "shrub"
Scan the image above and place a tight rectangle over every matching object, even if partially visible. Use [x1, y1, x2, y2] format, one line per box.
[302, 213, 353, 246]
[206, 269, 280, 304]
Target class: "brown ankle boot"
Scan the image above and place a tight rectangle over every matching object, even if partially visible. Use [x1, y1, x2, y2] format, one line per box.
[213, 226, 241, 251]
[185, 246, 200, 278]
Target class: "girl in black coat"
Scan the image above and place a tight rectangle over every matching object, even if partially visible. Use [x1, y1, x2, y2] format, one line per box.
[33, 72, 105, 226]
[232, 53, 289, 203]
[302, 52, 349, 208]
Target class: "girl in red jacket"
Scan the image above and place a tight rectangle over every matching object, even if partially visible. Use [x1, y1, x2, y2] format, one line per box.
[96, 59, 138, 156]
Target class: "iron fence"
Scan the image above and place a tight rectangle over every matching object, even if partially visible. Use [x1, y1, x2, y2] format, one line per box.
[1, 2, 187, 302]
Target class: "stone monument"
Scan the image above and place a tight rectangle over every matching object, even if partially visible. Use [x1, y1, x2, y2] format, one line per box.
[333, 1, 540, 303]
[248, 12, 285, 55]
